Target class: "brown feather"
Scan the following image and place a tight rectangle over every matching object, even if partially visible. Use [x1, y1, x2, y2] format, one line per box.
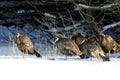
[14, 33, 42, 58]
[80, 39, 109, 61]
[99, 32, 118, 54]
[71, 33, 85, 47]
[55, 37, 82, 56]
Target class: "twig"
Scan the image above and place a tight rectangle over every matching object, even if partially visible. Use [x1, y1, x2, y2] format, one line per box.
[46, 21, 84, 32]
[75, 3, 119, 10]
[102, 21, 120, 32]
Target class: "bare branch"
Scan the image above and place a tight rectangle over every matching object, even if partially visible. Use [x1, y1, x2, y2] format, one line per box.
[44, 13, 56, 19]
[102, 22, 120, 32]
[75, 3, 119, 10]
[46, 20, 84, 32]
[33, 16, 53, 29]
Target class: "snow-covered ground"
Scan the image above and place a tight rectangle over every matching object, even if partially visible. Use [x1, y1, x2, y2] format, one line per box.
[0, 26, 120, 80]
[0, 42, 120, 80]
[0, 57, 120, 80]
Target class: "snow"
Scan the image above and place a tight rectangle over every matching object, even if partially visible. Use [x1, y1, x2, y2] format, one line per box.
[0, 57, 120, 80]
[0, 43, 120, 80]
[0, 26, 120, 80]
[77, 3, 118, 10]
[102, 21, 120, 32]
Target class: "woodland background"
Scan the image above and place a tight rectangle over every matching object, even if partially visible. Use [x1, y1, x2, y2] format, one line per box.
[0, 0, 120, 45]
[0, 1, 120, 80]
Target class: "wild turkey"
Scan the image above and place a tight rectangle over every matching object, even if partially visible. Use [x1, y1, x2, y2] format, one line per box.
[55, 36, 82, 59]
[14, 33, 42, 58]
[80, 39, 110, 61]
[71, 33, 85, 47]
[113, 44, 120, 52]
[99, 32, 118, 57]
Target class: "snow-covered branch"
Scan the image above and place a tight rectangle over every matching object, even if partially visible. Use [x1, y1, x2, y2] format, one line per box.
[75, 3, 119, 10]
[34, 16, 84, 32]
[33, 16, 53, 29]
[46, 21, 84, 32]
[102, 22, 120, 32]
[44, 13, 56, 19]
